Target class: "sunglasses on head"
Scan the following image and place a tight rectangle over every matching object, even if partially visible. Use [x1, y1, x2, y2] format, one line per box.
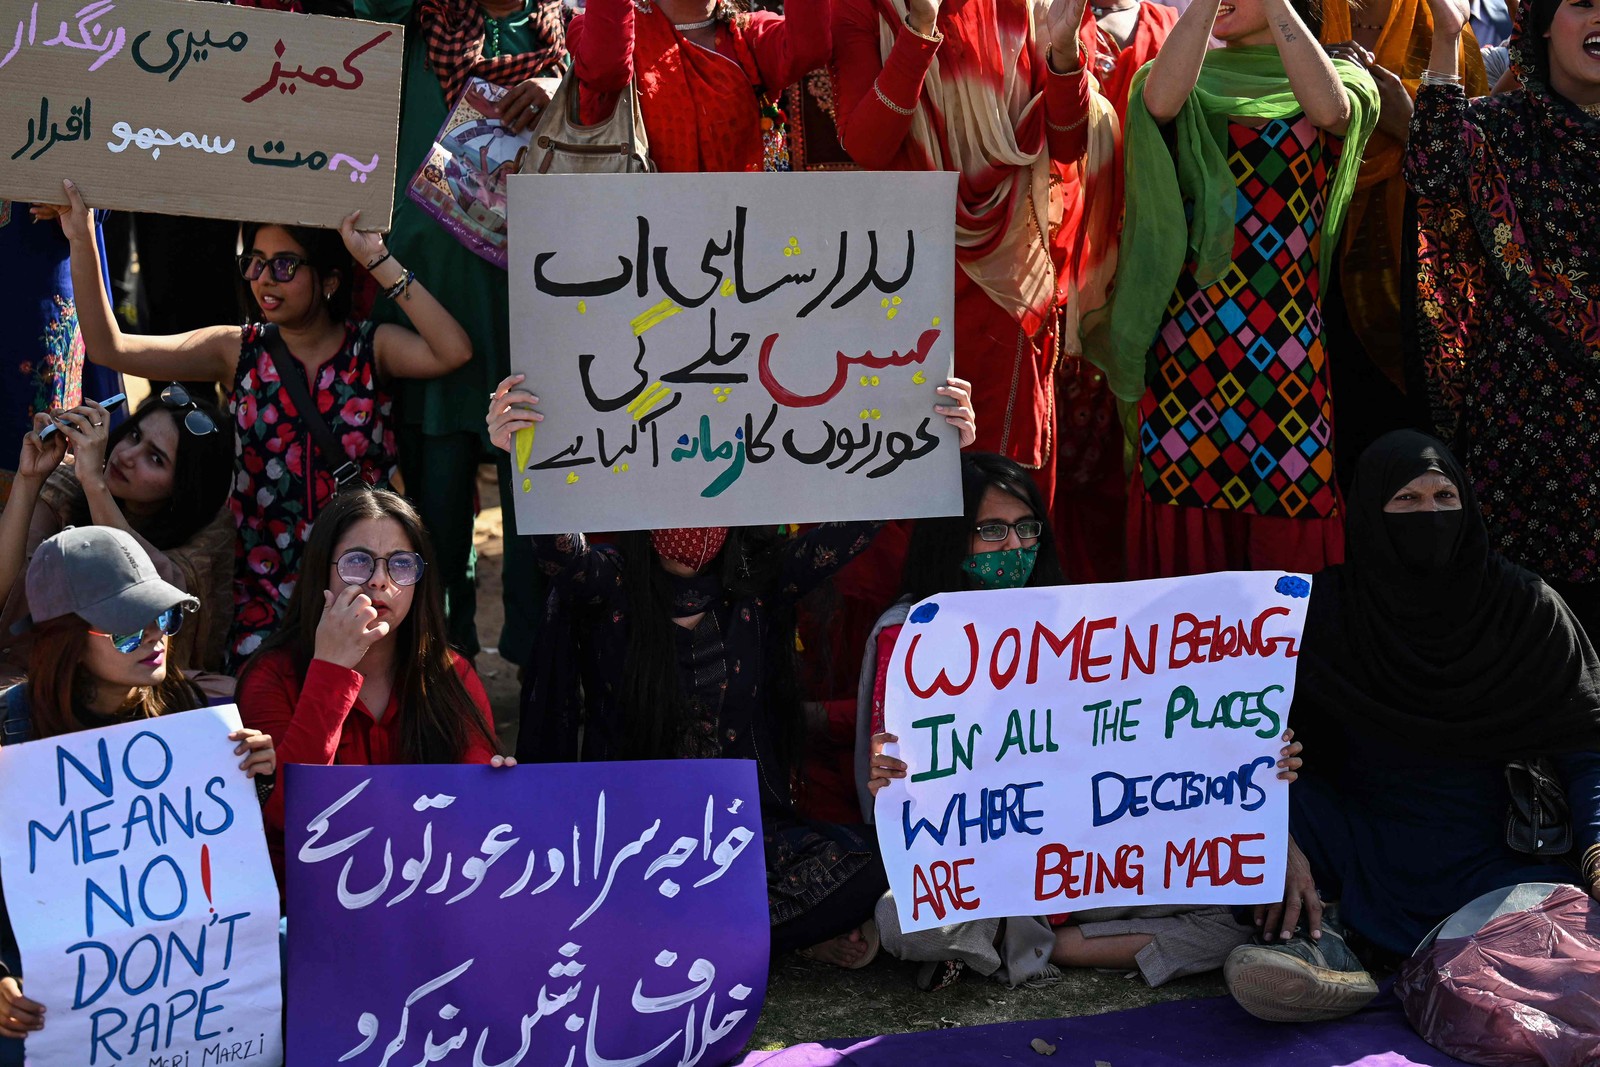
[89, 607, 185, 655]
[237, 252, 308, 283]
[157, 383, 217, 437]
[973, 519, 1044, 542]
[336, 549, 425, 588]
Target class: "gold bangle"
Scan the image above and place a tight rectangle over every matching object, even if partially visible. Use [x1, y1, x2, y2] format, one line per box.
[1583, 843, 1600, 883]
[1045, 40, 1084, 76]
[874, 81, 916, 116]
[903, 13, 943, 42]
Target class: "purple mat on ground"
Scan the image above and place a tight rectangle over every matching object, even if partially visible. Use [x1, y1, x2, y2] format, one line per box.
[737, 987, 1469, 1067]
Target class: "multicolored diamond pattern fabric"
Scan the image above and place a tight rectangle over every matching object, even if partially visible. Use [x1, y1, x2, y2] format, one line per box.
[1138, 115, 1341, 519]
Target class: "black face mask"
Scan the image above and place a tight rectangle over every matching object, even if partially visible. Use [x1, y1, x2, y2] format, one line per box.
[1382, 510, 1464, 572]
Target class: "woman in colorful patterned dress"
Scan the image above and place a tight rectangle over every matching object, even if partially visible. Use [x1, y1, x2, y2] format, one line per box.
[48, 180, 473, 666]
[1406, 0, 1600, 639]
[1098, 0, 1378, 578]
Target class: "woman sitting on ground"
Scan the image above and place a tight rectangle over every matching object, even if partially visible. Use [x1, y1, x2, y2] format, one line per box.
[239, 489, 504, 896]
[0, 388, 235, 685]
[1224, 429, 1600, 1024]
[0, 526, 274, 1066]
[864, 453, 1302, 990]
[46, 179, 473, 665]
[489, 372, 976, 969]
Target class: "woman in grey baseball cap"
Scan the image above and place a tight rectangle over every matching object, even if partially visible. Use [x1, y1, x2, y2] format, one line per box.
[0, 525, 276, 1061]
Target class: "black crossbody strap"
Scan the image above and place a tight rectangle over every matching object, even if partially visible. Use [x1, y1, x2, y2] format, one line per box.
[261, 325, 362, 488]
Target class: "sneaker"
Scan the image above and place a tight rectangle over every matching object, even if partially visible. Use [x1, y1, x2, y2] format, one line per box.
[1224, 924, 1379, 1023]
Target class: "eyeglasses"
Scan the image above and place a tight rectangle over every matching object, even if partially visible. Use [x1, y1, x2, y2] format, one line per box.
[237, 252, 308, 283]
[89, 607, 185, 655]
[336, 549, 426, 588]
[158, 383, 218, 437]
[973, 519, 1044, 543]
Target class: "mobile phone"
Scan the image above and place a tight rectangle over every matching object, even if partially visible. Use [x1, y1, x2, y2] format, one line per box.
[37, 392, 128, 441]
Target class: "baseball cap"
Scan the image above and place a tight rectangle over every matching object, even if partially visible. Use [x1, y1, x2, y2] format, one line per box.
[25, 526, 199, 634]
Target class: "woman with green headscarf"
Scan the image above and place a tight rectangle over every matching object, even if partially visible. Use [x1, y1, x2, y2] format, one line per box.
[1093, 0, 1377, 579]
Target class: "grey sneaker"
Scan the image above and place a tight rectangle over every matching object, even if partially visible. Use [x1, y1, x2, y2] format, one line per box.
[1224, 924, 1379, 1023]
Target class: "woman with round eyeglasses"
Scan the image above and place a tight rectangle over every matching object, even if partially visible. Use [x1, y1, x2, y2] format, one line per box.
[44, 179, 473, 668]
[856, 451, 1300, 992]
[238, 489, 504, 898]
[0, 526, 275, 1064]
[0, 385, 237, 687]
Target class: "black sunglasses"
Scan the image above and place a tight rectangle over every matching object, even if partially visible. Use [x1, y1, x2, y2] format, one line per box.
[158, 383, 217, 437]
[237, 252, 307, 283]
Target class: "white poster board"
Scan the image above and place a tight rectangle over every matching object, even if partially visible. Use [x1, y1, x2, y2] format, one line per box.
[506, 172, 963, 534]
[0, 705, 283, 1067]
[878, 572, 1312, 933]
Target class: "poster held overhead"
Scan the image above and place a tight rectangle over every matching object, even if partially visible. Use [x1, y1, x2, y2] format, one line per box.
[505, 171, 963, 534]
[0, 0, 403, 228]
[877, 572, 1312, 934]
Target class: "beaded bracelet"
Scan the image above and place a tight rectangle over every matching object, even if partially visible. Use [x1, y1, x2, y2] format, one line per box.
[385, 269, 416, 302]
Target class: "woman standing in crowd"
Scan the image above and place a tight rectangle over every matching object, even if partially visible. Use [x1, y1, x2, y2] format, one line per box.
[489, 373, 975, 968]
[354, 0, 566, 666]
[1100, 0, 1377, 578]
[1317, 0, 1486, 484]
[1225, 430, 1600, 1022]
[0, 527, 274, 1066]
[1406, 0, 1600, 639]
[239, 489, 502, 895]
[861, 454, 1300, 991]
[830, 0, 1115, 512]
[0, 391, 235, 683]
[569, 0, 829, 172]
[49, 180, 473, 665]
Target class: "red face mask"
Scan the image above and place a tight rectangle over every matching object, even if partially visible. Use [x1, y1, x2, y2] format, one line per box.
[650, 527, 730, 572]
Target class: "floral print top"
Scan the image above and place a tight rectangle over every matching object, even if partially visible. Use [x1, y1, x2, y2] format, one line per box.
[226, 320, 396, 665]
[1406, 83, 1600, 584]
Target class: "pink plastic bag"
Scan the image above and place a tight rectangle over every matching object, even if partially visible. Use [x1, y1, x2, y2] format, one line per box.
[1397, 884, 1600, 1067]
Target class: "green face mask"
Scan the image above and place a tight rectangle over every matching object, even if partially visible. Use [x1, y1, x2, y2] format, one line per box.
[960, 544, 1039, 590]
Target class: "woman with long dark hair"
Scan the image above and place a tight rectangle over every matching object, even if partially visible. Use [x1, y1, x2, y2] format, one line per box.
[0, 526, 274, 1066]
[48, 181, 473, 665]
[238, 489, 502, 893]
[0, 388, 236, 680]
[489, 372, 976, 968]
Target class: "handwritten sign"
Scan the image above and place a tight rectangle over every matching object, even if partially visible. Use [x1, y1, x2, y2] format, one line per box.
[286, 760, 769, 1067]
[0, 706, 283, 1067]
[505, 172, 963, 534]
[878, 572, 1311, 934]
[0, 0, 402, 228]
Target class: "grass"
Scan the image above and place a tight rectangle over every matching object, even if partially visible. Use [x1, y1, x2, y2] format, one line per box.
[748, 954, 1228, 1050]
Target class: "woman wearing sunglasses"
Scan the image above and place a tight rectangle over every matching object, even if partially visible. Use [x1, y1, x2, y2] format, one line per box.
[857, 452, 1300, 991]
[47, 179, 473, 667]
[237, 488, 502, 896]
[0, 526, 274, 1065]
[0, 386, 236, 687]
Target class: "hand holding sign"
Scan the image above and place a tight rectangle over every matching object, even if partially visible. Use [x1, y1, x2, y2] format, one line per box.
[0, 978, 44, 1040]
[486, 373, 543, 454]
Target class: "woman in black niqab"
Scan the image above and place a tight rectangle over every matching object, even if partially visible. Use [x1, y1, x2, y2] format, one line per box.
[1285, 430, 1600, 957]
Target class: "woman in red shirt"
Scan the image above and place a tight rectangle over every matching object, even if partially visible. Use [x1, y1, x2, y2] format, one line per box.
[239, 489, 502, 892]
[570, 0, 831, 172]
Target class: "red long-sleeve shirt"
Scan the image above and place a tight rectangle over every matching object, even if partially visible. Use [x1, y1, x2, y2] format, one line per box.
[240, 651, 497, 894]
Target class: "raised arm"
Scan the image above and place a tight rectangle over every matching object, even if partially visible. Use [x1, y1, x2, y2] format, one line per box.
[339, 212, 473, 380]
[1405, 0, 1474, 199]
[44, 181, 240, 384]
[1264, 0, 1351, 133]
[743, 0, 833, 91]
[0, 417, 65, 615]
[830, 0, 943, 169]
[1142, 0, 1222, 123]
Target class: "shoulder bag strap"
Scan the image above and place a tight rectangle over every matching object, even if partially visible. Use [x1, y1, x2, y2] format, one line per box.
[261, 325, 362, 488]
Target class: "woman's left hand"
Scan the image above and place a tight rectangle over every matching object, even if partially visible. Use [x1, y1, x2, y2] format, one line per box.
[936, 376, 978, 448]
[231, 728, 277, 778]
[1276, 727, 1302, 783]
[52, 400, 111, 486]
[339, 210, 388, 271]
[490, 755, 518, 768]
[500, 76, 559, 134]
[1045, 0, 1089, 68]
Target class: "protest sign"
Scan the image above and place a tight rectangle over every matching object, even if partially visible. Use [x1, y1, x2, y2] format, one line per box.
[286, 760, 769, 1067]
[505, 172, 963, 534]
[877, 572, 1312, 933]
[0, 705, 283, 1067]
[0, 0, 402, 228]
